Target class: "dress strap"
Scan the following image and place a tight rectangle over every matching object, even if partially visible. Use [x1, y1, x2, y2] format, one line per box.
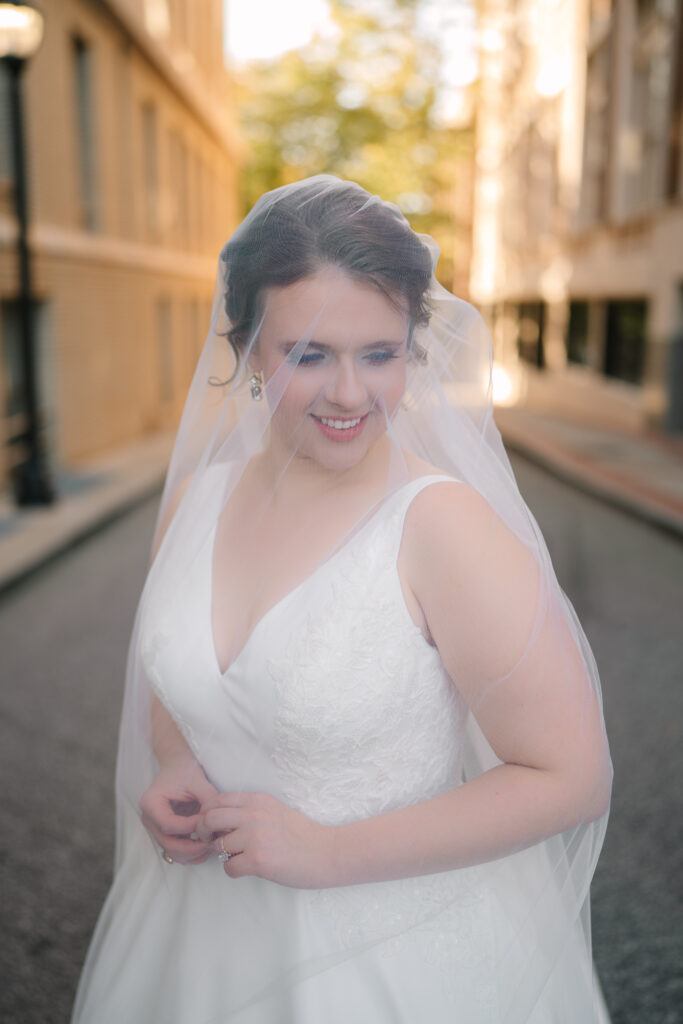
[387, 473, 461, 557]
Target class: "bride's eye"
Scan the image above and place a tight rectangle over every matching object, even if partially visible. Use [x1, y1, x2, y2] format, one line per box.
[285, 349, 326, 367]
[364, 350, 399, 365]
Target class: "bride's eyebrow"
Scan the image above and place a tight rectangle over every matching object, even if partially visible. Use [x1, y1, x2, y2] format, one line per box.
[281, 339, 404, 351]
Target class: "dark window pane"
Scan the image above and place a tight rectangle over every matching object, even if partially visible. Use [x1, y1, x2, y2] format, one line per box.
[517, 302, 546, 369]
[604, 300, 647, 384]
[567, 301, 590, 365]
[72, 36, 98, 231]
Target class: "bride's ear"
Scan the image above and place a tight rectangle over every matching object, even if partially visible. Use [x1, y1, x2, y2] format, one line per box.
[245, 342, 262, 374]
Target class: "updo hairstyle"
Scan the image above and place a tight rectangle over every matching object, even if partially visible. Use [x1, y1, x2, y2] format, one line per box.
[219, 178, 434, 369]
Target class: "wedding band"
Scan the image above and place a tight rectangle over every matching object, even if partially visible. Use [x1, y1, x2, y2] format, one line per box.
[217, 836, 234, 862]
[162, 850, 174, 864]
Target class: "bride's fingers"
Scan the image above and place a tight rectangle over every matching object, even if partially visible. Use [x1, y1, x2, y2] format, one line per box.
[200, 791, 258, 812]
[141, 812, 213, 854]
[196, 808, 243, 842]
[153, 831, 213, 864]
[154, 832, 208, 858]
[141, 792, 207, 837]
[148, 810, 205, 838]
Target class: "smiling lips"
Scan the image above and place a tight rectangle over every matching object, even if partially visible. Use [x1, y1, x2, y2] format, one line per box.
[311, 412, 369, 442]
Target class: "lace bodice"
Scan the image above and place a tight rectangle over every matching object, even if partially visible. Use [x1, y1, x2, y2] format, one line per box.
[140, 474, 469, 822]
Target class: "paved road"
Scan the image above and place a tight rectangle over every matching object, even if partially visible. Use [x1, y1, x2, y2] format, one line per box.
[1, 498, 154, 1024]
[1, 456, 681, 1024]
[512, 459, 683, 1024]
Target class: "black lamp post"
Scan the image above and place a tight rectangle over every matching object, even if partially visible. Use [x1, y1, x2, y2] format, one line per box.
[0, 1, 53, 505]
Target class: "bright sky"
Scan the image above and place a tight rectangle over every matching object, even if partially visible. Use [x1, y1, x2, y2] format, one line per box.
[224, 0, 334, 64]
[223, 0, 478, 89]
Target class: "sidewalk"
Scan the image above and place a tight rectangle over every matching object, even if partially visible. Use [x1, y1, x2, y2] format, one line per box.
[1, 410, 682, 594]
[0, 430, 175, 594]
[495, 406, 683, 539]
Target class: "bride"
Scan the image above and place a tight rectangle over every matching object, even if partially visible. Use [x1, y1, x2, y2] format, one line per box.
[72, 176, 612, 1023]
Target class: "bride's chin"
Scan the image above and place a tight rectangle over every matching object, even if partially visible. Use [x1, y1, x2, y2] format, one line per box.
[270, 418, 388, 474]
[310, 446, 368, 472]
[296, 436, 374, 475]
[312, 436, 391, 476]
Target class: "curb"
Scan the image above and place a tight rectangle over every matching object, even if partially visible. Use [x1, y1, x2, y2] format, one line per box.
[0, 475, 165, 597]
[500, 430, 683, 541]
[0, 430, 174, 597]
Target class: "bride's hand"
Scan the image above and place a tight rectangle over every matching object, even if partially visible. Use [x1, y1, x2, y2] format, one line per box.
[140, 752, 219, 865]
[196, 791, 336, 888]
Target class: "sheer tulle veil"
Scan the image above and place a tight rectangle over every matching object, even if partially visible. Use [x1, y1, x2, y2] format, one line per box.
[73, 176, 611, 1023]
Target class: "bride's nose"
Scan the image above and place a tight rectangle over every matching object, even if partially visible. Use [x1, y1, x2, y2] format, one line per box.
[324, 358, 367, 409]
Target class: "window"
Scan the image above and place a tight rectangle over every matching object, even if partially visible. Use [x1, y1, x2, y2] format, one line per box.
[636, 0, 675, 18]
[0, 64, 11, 184]
[141, 102, 159, 240]
[517, 302, 546, 369]
[604, 300, 647, 384]
[72, 36, 98, 230]
[623, 0, 678, 214]
[580, 37, 612, 226]
[169, 130, 189, 243]
[188, 298, 200, 373]
[115, 44, 134, 239]
[502, 135, 522, 251]
[196, 155, 206, 249]
[156, 298, 174, 402]
[567, 301, 590, 366]
[666, 1, 683, 199]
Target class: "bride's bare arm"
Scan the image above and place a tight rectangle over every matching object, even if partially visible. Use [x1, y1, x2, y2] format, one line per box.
[142, 701, 218, 867]
[325, 482, 612, 885]
[147, 472, 196, 767]
[140, 476, 219, 862]
[198, 482, 611, 889]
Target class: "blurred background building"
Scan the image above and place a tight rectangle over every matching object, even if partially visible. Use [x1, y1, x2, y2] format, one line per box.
[471, 0, 683, 432]
[0, 0, 681, 503]
[0, 0, 242, 492]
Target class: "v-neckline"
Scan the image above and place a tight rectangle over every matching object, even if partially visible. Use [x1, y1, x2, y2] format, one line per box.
[207, 475, 444, 679]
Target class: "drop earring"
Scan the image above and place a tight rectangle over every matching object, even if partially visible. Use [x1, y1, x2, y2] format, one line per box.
[249, 369, 264, 401]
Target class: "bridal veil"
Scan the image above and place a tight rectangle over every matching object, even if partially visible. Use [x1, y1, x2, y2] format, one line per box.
[74, 176, 611, 1023]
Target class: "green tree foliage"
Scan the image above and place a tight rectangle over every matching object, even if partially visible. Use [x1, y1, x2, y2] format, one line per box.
[234, 0, 473, 287]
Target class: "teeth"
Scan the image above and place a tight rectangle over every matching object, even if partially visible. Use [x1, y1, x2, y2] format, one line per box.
[319, 416, 362, 430]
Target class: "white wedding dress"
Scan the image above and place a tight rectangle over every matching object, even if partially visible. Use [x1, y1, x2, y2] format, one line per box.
[72, 474, 598, 1024]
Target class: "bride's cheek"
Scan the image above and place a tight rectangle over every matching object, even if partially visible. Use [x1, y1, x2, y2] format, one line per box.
[375, 370, 406, 417]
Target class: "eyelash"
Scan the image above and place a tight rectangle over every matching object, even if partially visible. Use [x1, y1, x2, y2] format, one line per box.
[287, 351, 399, 366]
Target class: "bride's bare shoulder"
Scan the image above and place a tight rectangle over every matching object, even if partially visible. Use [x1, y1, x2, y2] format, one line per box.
[402, 471, 535, 600]
[406, 473, 491, 538]
[399, 449, 481, 527]
[401, 450, 467, 499]
[402, 450, 448, 479]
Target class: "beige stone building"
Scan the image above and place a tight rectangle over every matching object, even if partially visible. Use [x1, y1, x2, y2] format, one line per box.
[471, 0, 683, 432]
[0, 0, 243, 491]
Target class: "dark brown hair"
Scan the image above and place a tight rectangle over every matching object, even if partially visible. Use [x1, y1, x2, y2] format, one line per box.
[219, 178, 433, 365]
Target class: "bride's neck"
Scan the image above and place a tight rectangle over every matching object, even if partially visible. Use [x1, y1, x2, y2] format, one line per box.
[260, 434, 393, 501]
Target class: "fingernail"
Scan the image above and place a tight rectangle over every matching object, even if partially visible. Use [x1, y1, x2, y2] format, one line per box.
[190, 831, 200, 841]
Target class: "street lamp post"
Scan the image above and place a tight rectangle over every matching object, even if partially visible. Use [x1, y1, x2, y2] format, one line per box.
[0, 2, 53, 505]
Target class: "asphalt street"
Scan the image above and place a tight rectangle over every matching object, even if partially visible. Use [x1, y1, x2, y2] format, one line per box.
[1, 454, 681, 1024]
[512, 459, 683, 1024]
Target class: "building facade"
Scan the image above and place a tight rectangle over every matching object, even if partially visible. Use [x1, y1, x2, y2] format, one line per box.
[471, 0, 683, 432]
[0, 0, 243, 491]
